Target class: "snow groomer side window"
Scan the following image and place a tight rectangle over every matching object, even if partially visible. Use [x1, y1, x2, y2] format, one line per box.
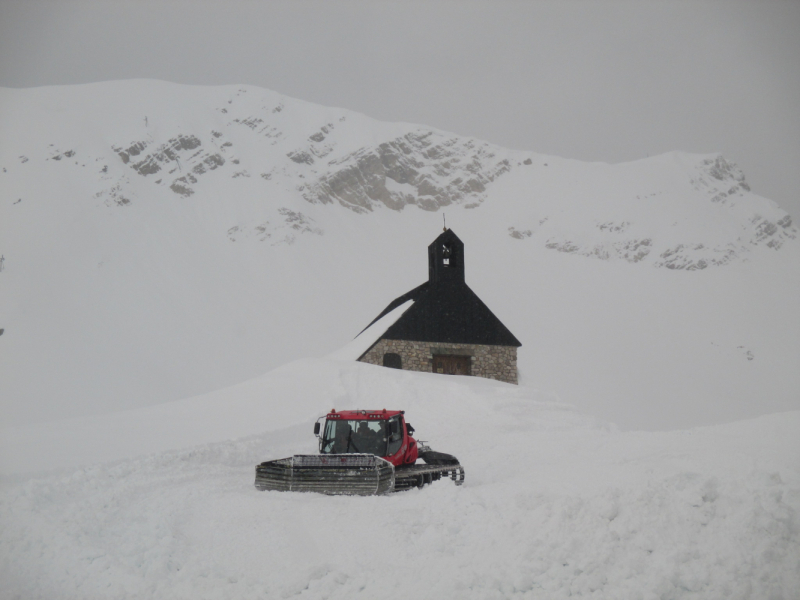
[320, 420, 343, 454]
[386, 416, 403, 456]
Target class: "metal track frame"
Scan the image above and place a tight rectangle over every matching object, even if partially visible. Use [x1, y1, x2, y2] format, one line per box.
[255, 455, 395, 495]
[393, 463, 465, 492]
[255, 455, 464, 495]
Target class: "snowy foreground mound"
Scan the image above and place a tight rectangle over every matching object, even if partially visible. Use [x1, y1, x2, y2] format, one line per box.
[1, 360, 798, 599]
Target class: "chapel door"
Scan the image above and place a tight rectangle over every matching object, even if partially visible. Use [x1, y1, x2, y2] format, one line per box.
[432, 355, 471, 376]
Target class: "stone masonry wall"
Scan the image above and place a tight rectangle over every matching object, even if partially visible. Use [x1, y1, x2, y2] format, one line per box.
[359, 339, 518, 384]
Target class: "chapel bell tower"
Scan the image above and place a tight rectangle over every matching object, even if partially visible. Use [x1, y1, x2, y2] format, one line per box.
[428, 229, 465, 284]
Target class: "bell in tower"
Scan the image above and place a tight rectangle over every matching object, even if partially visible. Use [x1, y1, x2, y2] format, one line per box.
[428, 229, 465, 284]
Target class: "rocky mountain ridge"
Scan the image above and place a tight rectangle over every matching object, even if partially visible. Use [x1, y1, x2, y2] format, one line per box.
[2, 82, 796, 268]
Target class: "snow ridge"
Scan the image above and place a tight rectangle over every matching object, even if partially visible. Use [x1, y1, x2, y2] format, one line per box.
[1, 81, 795, 268]
[1, 361, 798, 599]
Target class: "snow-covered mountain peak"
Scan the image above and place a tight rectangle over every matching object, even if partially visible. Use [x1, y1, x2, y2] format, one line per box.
[2, 81, 513, 215]
[0, 80, 798, 430]
[497, 150, 796, 270]
[2, 81, 794, 267]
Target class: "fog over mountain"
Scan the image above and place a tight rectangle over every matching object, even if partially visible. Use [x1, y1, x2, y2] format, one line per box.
[0, 80, 798, 431]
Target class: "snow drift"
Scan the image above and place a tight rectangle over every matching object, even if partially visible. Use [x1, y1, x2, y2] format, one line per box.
[0, 360, 798, 599]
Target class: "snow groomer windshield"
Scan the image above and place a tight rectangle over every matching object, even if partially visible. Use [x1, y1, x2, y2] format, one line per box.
[321, 419, 388, 456]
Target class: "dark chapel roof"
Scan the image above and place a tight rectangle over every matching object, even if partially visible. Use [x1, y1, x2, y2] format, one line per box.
[359, 229, 521, 348]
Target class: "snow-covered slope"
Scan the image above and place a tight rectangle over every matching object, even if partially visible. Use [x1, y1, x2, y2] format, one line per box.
[0, 80, 798, 431]
[1, 361, 798, 599]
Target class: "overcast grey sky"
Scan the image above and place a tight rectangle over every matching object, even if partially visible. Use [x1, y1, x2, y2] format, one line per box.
[1, 0, 798, 217]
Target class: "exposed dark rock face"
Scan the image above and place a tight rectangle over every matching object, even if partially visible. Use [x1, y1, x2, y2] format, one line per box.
[693, 156, 752, 203]
[101, 89, 513, 212]
[688, 157, 798, 252]
[655, 244, 737, 270]
[525, 155, 799, 268]
[170, 181, 194, 197]
[508, 228, 532, 239]
[192, 154, 225, 176]
[112, 135, 226, 197]
[703, 155, 750, 190]
[300, 131, 511, 212]
[115, 141, 148, 164]
[288, 150, 314, 165]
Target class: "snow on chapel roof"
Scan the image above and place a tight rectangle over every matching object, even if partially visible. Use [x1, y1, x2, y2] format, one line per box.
[326, 300, 415, 361]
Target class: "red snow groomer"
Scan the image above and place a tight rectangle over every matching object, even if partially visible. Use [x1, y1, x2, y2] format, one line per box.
[255, 409, 464, 495]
